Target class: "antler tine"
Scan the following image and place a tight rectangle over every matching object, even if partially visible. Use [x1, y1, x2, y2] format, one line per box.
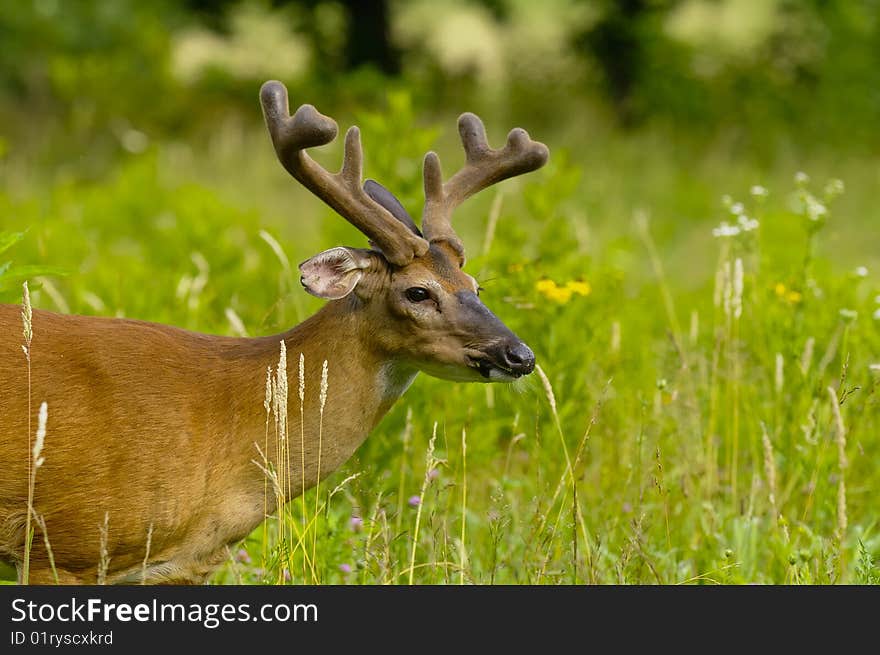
[260, 81, 428, 266]
[422, 112, 549, 258]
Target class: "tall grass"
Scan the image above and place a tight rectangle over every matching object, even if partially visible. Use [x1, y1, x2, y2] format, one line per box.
[20, 282, 33, 584]
[4, 110, 878, 585]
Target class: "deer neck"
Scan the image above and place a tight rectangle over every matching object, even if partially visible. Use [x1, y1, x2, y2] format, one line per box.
[266, 300, 416, 495]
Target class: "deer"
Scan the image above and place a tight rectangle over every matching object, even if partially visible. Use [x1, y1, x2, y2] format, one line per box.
[0, 81, 549, 584]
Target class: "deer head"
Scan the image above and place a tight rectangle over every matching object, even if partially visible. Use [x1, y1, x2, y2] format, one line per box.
[260, 81, 548, 382]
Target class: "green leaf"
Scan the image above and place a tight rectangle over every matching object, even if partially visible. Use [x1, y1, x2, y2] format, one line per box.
[0, 231, 25, 255]
[0, 265, 70, 290]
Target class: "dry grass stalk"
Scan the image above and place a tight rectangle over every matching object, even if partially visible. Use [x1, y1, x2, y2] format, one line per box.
[97, 512, 110, 585]
[775, 353, 784, 394]
[459, 427, 468, 585]
[30, 512, 58, 584]
[261, 366, 272, 565]
[481, 190, 504, 256]
[141, 523, 154, 585]
[273, 341, 292, 582]
[311, 359, 329, 581]
[24, 401, 48, 581]
[35, 276, 70, 314]
[21, 282, 34, 583]
[395, 407, 414, 536]
[611, 320, 622, 355]
[408, 422, 438, 585]
[760, 422, 778, 525]
[21, 281, 32, 350]
[799, 337, 815, 375]
[827, 387, 847, 540]
[297, 350, 306, 581]
[224, 307, 249, 337]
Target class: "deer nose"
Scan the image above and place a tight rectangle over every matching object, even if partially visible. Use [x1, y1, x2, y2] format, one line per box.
[502, 341, 535, 374]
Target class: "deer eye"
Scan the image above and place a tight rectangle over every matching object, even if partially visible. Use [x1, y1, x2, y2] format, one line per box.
[405, 287, 431, 303]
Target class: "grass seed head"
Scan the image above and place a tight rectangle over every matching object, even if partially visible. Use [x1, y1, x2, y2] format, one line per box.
[22, 281, 33, 349]
[298, 352, 305, 404]
[319, 360, 328, 412]
[33, 401, 48, 467]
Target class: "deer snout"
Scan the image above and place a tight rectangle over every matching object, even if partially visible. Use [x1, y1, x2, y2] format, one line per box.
[505, 341, 536, 374]
[484, 339, 535, 377]
[500, 341, 535, 375]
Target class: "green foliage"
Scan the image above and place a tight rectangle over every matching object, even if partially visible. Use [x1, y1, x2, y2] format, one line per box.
[856, 540, 878, 585]
[0, 230, 67, 302]
[1, 1, 879, 585]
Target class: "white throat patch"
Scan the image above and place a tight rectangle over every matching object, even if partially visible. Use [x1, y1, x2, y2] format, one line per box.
[379, 363, 418, 401]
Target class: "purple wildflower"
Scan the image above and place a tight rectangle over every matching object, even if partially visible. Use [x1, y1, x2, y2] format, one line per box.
[408, 495, 421, 507]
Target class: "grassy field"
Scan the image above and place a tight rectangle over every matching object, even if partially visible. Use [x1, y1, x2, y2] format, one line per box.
[2, 98, 879, 584]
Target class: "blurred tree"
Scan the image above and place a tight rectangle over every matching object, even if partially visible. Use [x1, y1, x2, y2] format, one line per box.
[340, 0, 399, 74]
[2, 0, 879, 162]
[181, 0, 398, 74]
[574, 0, 666, 127]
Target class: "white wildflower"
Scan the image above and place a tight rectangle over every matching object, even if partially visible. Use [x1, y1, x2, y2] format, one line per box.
[737, 215, 759, 231]
[712, 222, 741, 238]
[794, 171, 810, 186]
[750, 185, 769, 198]
[730, 202, 745, 216]
[824, 179, 845, 199]
[853, 266, 868, 277]
[806, 197, 827, 222]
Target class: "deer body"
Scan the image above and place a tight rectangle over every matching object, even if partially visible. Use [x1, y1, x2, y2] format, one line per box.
[0, 300, 409, 583]
[0, 82, 548, 583]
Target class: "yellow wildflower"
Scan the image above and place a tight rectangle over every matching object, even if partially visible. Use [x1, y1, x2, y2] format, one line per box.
[508, 262, 524, 273]
[786, 290, 802, 304]
[565, 280, 592, 297]
[774, 283, 787, 297]
[545, 285, 573, 304]
[535, 277, 591, 304]
[535, 278, 557, 294]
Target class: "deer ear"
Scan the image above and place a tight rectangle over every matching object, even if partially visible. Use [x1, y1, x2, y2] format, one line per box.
[299, 247, 372, 299]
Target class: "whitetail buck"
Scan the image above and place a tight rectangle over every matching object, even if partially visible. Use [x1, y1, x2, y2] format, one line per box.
[0, 81, 548, 584]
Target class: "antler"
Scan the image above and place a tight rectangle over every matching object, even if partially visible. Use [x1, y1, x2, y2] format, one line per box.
[260, 81, 429, 266]
[421, 113, 549, 259]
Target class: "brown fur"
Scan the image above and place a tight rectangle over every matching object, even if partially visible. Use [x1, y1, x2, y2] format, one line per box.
[0, 244, 527, 584]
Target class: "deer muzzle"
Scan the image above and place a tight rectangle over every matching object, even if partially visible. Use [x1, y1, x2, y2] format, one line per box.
[457, 291, 535, 380]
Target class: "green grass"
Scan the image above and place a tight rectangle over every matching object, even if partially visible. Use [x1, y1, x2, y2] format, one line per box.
[2, 105, 879, 585]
